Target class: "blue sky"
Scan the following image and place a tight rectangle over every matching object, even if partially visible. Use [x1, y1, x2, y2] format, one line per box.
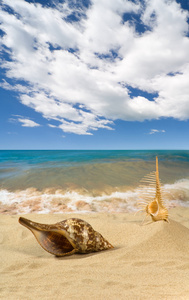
[0, 0, 189, 150]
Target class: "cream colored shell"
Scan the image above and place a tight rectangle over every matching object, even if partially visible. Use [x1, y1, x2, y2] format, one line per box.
[138, 156, 169, 222]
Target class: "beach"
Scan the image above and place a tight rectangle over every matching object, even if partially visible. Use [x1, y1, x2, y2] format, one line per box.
[1, 0, 189, 298]
[0, 150, 189, 299]
[0, 207, 189, 300]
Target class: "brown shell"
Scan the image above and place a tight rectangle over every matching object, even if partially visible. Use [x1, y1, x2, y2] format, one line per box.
[19, 217, 113, 256]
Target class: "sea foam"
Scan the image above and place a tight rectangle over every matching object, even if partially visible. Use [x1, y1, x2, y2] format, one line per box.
[0, 179, 189, 214]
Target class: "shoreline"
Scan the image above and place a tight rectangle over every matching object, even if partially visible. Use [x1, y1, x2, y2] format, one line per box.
[1, 177, 189, 215]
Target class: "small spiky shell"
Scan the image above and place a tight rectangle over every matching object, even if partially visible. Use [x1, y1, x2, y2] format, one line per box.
[146, 198, 169, 222]
[138, 156, 169, 222]
[19, 217, 113, 256]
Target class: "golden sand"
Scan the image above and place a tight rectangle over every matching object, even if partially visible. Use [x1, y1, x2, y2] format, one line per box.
[0, 207, 189, 300]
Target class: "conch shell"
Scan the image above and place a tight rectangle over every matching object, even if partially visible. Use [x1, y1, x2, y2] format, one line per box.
[19, 217, 113, 256]
[138, 156, 169, 222]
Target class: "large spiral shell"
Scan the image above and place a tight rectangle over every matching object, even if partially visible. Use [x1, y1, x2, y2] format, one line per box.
[19, 217, 113, 256]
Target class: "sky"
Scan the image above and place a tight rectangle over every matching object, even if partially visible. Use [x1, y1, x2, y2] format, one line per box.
[0, 0, 189, 150]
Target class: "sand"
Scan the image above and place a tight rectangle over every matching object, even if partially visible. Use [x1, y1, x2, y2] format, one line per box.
[0, 207, 189, 300]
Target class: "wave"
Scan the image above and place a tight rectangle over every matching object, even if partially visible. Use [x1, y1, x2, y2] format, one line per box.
[0, 179, 189, 214]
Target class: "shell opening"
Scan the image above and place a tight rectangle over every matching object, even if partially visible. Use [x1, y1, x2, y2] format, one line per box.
[146, 200, 158, 216]
[38, 231, 75, 256]
[19, 217, 75, 256]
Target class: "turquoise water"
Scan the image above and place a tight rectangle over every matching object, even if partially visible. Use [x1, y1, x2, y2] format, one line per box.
[0, 150, 189, 214]
[1, 150, 189, 188]
[1, 150, 189, 166]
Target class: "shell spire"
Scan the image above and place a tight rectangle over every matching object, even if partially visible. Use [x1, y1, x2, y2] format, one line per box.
[19, 217, 113, 257]
[138, 156, 169, 222]
[155, 156, 161, 203]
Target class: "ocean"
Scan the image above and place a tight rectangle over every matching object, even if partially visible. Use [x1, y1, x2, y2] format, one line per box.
[0, 150, 189, 214]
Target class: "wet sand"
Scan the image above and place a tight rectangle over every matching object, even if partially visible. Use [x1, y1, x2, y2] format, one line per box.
[0, 207, 189, 300]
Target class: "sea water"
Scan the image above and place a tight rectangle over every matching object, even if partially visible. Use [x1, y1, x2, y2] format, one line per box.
[0, 150, 189, 214]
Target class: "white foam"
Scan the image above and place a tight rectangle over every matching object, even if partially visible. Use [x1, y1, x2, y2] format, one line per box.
[0, 178, 189, 214]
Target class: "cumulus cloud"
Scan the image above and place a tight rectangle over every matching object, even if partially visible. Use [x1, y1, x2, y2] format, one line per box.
[0, 0, 189, 134]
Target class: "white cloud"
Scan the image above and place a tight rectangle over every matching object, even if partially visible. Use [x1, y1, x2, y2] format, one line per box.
[149, 129, 165, 135]
[17, 117, 40, 127]
[0, 0, 189, 134]
[48, 124, 57, 128]
[58, 113, 114, 135]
